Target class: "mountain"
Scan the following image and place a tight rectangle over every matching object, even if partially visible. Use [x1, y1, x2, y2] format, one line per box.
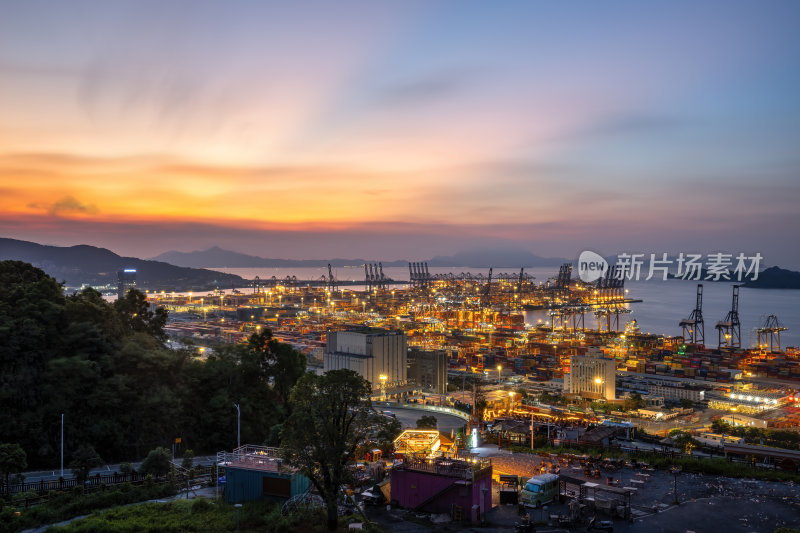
[743, 266, 800, 289]
[151, 247, 408, 268]
[426, 249, 567, 268]
[0, 238, 244, 291]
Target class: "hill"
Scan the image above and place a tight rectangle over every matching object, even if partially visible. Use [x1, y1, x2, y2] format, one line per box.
[0, 238, 244, 291]
[743, 266, 800, 289]
[151, 246, 407, 268]
[426, 249, 567, 268]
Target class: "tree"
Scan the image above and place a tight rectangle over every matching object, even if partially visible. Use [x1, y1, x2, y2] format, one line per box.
[68, 444, 102, 489]
[374, 416, 402, 453]
[139, 447, 172, 477]
[0, 443, 27, 497]
[669, 430, 699, 454]
[623, 393, 646, 411]
[246, 329, 306, 410]
[114, 289, 168, 341]
[281, 370, 372, 531]
[416, 415, 438, 430]
[181, 449, 194, 470]
[679, 398, 694, 409]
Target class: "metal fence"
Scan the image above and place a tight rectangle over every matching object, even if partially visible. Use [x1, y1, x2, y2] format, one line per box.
[4, 464, 216, 499]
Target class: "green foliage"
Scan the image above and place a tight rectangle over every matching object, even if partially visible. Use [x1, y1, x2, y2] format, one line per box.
[0, 443, 27, 490]
[43, 499, 327, 533]
[622, 392, 646, 411]
[281, 370, 372, 531]
[538, 392, 563, 405]
[1, 482, 177, 532]
[374, 415, 402, 452]
[68, 445, 102, 487]
[139, 447, 172, 477]
[0, 261, 306, 467]
[181, 450, 194, 470]
[668, 430, 700, 454]
[710, 420, 800, 451]
[415, 415, 438, 430]
[113, 289, 168, 341]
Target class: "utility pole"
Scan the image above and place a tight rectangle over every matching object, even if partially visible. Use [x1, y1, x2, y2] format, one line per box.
[234, 403, 241, 449]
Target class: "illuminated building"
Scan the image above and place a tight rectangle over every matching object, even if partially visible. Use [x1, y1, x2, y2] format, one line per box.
[324, 328, 407, 390]
[117, 268, 137, 300]
[564, 350, 616, 400]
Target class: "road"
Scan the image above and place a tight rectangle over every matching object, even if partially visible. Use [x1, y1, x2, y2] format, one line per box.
[379, 406, 468, 436]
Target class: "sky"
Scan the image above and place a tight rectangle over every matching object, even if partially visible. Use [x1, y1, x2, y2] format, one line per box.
[1, 1, 799, 265]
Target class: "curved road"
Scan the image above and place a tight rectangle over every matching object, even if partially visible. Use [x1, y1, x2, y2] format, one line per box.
[380, 406, 468, 436]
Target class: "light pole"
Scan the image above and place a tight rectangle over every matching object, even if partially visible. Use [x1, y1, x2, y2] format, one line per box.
[233, 403, 241, 449]
[60, 413, 64, 477]
[234, 503, 242, 532]
[671, 466, 681, 504]
[497, 365, 502, 383]
[379, 374, 387, 401]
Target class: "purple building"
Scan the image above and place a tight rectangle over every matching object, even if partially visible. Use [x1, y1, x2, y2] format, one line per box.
[391, 457, 493, 523]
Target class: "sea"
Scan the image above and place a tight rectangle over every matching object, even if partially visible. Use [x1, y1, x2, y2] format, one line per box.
[203, 266, 800, 349]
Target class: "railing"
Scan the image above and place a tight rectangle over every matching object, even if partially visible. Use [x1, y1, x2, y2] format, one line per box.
[224, 445, 285, 472]
[4, 465, 216, 498]
[397, 457, 492, 480]
[379, 402, 470, 421]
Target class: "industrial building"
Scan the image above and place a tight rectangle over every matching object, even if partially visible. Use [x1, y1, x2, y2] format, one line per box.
[564, 349, 616, 400]
[647, 384, 705, 403]
[324, 328, 407, 390]
[117, 268, 136, 300]
[407, 348, 448, 395]
[391, 456, 493, 523]
[221, 445, 310, 504]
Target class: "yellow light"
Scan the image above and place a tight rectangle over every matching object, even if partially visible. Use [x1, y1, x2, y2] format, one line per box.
[594, 378, 603, 384]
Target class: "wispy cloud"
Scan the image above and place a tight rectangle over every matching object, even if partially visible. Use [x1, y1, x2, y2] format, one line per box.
[27, 196, 99, 216]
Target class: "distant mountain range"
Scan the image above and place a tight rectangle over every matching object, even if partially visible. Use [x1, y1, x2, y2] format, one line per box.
[0, 238, 244, 291]
[425, 249, 567, 268]
[151, 246, 408, 268]
[152, 246, 568, 269]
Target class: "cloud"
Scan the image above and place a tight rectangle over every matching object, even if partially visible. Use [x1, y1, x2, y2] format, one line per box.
[27, 196, 99, 216]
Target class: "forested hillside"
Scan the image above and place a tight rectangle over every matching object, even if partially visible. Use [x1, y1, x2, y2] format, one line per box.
[0, 260, 305, 468]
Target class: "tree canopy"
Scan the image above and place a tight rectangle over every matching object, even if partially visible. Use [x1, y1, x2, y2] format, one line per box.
[0, 261, 307, 469]
[415, 415, 438, 430]
[281, 370, 373, 531]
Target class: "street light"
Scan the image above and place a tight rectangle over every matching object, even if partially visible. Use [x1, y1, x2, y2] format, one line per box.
[60, 413, 64, 477]
[380, 374, 387, 401]
[233, 403, 241, 449]
[497, 365, 502, 383]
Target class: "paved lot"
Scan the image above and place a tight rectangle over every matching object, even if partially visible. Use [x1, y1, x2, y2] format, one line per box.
[366, 448, 800, 532]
